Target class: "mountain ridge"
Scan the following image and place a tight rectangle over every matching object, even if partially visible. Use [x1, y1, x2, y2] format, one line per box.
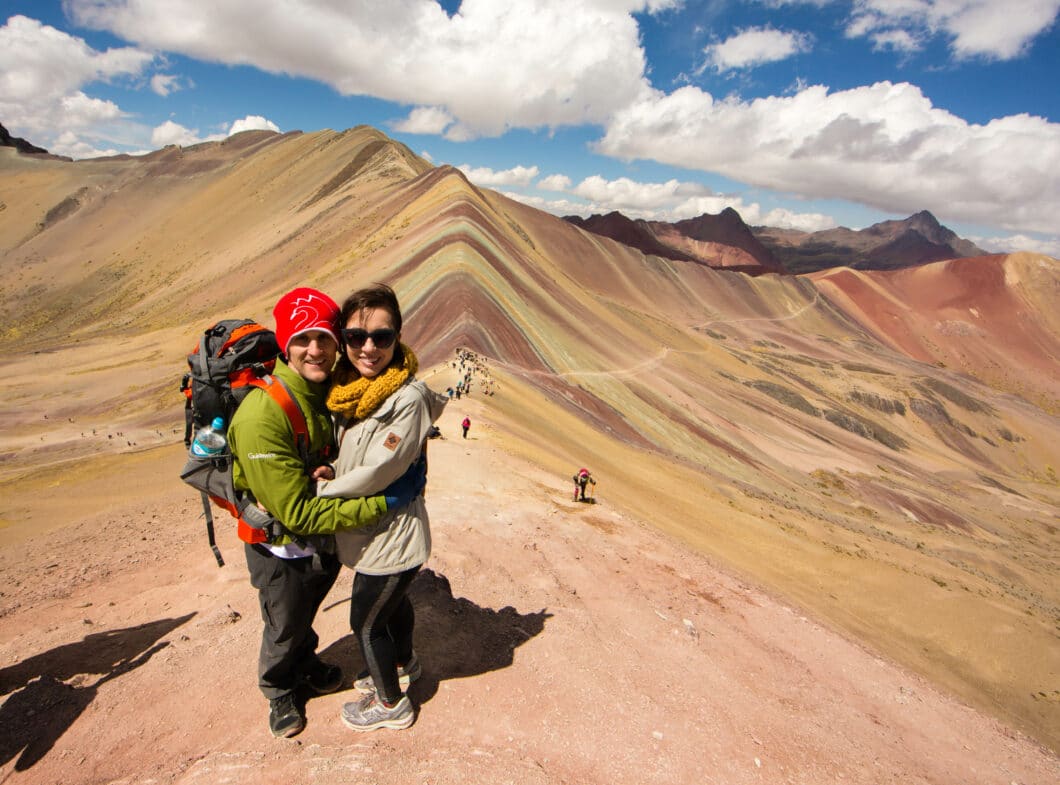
[566, 204, 989, 275]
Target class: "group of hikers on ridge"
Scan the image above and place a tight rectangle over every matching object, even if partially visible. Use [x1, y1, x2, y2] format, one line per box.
[446, 347, 495, 398]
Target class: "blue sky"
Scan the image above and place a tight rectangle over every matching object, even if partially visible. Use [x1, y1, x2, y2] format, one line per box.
[2, 1, 1059, 255]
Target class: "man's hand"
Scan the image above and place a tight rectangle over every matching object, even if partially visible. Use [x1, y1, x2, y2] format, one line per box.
[311, 464, 335, 481]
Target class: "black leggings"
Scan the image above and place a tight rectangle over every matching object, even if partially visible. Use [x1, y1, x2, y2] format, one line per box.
[349, 566, 420, 704]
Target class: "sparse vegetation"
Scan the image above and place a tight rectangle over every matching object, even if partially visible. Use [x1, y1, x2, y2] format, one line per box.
[840, 361, 889, 374]
[822, 408, 908, 450]
[976, 474, 1024, 497]
[915, 377, 996, 415]
[785, 354, 831, 368]
[909, 397, 953, 425]
[745, 379, 820, 416]
[810, 469, 847, 491]
[848, 389, 906, 415]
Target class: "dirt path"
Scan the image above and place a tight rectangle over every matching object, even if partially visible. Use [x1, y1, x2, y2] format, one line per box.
[0, 401, 1056, 784]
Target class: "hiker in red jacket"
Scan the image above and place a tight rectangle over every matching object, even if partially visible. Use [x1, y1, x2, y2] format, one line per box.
[461, 416, 471, 439]
[573, 468, 596, 502]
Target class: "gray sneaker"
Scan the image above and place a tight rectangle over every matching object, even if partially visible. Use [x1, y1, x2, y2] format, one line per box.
[341, 693, 415, 731]
[353, 653, 422, 694]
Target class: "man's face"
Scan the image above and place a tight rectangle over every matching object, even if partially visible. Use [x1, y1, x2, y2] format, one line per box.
[286, 329, 338, 383]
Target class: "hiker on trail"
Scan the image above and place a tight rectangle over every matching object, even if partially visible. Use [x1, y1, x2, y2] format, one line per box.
[573, 468, 596, 502]
[316, 283, 447, 732]
[228, 287, 424, 739]
[461, 416, 471, 439]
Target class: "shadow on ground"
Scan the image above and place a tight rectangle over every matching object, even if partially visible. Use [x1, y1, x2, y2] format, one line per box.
[0, 613, 195, 771]
[318, 568, 551, 703]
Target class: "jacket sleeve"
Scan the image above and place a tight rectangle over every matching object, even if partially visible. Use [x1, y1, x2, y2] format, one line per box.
[229, 399, 387, 535]
[316, 391, 431, 499]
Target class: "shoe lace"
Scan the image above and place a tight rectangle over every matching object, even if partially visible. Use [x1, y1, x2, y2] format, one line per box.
[273, 693, 297, 714]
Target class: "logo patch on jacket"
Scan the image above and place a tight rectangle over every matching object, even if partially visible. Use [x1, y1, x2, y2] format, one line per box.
[383, 431, 402, 450]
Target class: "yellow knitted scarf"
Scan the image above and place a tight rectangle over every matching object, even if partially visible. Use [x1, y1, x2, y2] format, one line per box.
[326, 344, 418, 421]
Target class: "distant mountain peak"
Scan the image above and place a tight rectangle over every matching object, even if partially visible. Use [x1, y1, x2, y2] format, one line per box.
[754, 210, 987, 273]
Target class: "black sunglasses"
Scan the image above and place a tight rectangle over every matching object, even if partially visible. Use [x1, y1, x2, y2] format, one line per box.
[342, 328, 397, 349]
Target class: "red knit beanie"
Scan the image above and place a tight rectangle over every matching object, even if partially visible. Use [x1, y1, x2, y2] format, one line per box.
[273, 287, 340, 355]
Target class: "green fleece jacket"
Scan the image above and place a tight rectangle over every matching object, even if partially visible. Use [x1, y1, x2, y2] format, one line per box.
[228, 360, 387, 544]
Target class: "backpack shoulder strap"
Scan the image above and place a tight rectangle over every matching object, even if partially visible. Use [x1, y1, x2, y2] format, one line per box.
[249, 375, 310, 463]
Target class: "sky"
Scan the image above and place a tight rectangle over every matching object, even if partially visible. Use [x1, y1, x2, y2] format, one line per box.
[2, 1, 1059, 256]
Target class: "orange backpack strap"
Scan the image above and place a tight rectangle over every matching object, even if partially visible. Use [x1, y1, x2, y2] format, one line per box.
[236, 375, 312, 546]
[249, 375, 310, 460]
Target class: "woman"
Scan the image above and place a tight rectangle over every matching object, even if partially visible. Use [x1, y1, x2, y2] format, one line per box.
[314, 283, 447, 732]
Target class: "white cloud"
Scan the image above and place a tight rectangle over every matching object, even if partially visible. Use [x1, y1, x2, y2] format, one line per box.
[501, 191, 595, 217]
[847, 0, 1060, 60]
[459, 164, 540, 187]
[151, 120, 208, 147]
[228, 115, 280, 134]
[393, 106, 455, 135]
[65, 0, 655, 139]
[539, 174, 573, 191]
[0, 15, 153, 143]
[705, 27, 813, 72]
[150, 73, 181, 96]
[974, 233, 1060, 257]
[865, 27, 921, 53]
[643, 0, 684, 11]
[760, 207, 837, 232]
[519, 172, 835, 228]
[49, 130, 125, 159]
[596, 81, 1060, 236]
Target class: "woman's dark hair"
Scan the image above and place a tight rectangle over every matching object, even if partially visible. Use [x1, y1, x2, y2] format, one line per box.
[340, 283, 403, 332]
[337, 283, 404, 371]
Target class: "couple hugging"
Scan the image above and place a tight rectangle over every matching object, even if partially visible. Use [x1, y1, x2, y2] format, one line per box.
[228, 284, 447, 737]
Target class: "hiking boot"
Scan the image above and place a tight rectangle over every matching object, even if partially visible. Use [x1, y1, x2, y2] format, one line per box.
[269, 693, 305, 738]
[340, 693, 415, 732]
[301, 658, 343, 694]
[352, 653, 422, 694]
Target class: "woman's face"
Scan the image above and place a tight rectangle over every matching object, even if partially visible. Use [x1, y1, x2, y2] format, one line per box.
[344, 307, 398, 379]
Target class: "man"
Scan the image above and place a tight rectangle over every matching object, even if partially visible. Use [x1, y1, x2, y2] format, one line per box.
[228, 287, 421, 738]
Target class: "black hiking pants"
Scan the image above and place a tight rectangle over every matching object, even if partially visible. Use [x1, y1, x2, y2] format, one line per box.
[349, 566, 420, 704]
[245, 543, 341, 701]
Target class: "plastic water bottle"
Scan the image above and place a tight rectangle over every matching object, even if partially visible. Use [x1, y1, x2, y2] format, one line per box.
[190, 416, 227, 457]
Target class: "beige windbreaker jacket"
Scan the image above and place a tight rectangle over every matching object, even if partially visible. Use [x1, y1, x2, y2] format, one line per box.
[315, 378, 448, 572]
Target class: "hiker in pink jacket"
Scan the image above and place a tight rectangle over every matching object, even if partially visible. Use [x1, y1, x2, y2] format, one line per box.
[573, 468, 596, 502]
